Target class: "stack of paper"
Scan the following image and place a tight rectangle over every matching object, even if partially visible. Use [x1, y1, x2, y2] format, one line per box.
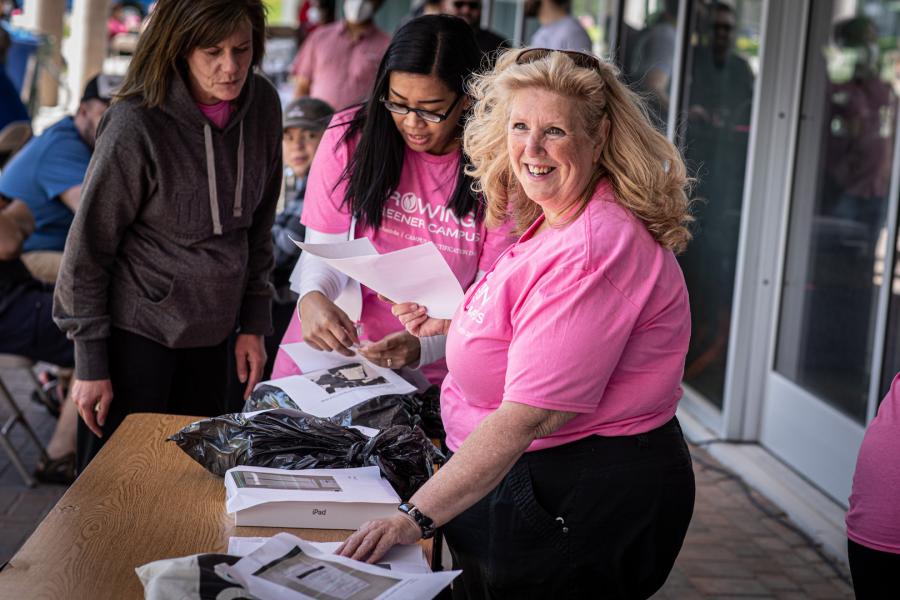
[228, 537, 431, 574]
[225, 466, 401, 529]
[219, 533, 460, 600]
[258, 343, 416, 418]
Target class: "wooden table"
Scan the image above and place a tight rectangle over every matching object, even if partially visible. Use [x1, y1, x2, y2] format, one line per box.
[0, 412, 425, 599]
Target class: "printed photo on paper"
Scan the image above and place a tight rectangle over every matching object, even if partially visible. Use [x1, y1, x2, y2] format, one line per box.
[306, 363, 387, 395]
[253, 545, 401, 600]
[231, 471, 343, 492]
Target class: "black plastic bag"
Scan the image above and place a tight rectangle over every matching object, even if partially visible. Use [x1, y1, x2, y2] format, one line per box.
[169, 409, 445, 500]
[242, 385, 445, 441]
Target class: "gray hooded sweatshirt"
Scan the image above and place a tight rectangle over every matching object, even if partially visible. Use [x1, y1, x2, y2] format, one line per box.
[53, 72, 283, 380]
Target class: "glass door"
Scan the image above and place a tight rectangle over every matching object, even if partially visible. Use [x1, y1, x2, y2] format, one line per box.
[677, 0, 763, 408]
[762, 0, 900, 504]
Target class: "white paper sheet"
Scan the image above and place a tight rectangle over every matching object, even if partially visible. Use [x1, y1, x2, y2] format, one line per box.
[219, 533, 459, 600]
[260, 344, 415, 418]
[227, 538, 431, 574]
[292, 238, 464, 319]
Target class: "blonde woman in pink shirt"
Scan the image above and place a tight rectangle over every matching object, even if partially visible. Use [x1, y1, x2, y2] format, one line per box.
[337, 49, 696, 599]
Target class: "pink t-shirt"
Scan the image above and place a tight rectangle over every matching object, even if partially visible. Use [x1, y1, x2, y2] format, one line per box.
[196, 100, 233, 129]
[846, 373, 900, 554]
[441, 180, 691, 453]
[292, 21, 391, 111]
[299, 110, 514, 384]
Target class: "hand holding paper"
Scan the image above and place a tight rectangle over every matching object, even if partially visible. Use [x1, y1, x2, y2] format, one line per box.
[389, 302, 451, 338]
[292, 238, 464, 319]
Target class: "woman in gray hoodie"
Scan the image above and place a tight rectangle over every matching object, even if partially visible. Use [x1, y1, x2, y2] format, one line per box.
[53, 0, 283, 470]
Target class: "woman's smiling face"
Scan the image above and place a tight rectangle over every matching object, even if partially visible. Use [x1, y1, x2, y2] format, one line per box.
[507, 88, 601, 222]
[386, 71, 465, 155]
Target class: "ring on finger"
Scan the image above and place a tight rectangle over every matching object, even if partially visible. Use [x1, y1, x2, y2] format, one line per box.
[387, 357, 393, 367]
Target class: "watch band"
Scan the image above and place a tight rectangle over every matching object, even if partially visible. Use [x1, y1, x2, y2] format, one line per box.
[397, 502, 435, 539]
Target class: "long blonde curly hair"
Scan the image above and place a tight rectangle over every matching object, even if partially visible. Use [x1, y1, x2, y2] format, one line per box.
[464, 49, 693, 254]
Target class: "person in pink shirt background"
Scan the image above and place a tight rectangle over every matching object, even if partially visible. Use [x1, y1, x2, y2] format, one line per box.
[337, 48, 696, 600]
[291, 0, 390, 111]
[846, 372, 900, 597]
[271, 15, 513, 387]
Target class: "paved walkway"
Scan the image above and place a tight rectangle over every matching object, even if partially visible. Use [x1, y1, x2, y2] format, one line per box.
[0, 366, 854, 598]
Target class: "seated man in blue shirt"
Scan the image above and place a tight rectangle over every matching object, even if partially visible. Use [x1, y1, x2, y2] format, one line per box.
[0, 73, 120, 283]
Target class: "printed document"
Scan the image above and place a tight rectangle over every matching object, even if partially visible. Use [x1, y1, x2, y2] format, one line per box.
[218, 533, 459, 600]
[292, 238, 464, 318]
[228, 538, 431, 574]
[259, 344, 415, 418]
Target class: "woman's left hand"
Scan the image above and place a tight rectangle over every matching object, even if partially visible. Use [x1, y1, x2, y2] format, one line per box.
[358, 331, 421, 369]
[336, 513, 422, 563]
[235, 333, 266, 399]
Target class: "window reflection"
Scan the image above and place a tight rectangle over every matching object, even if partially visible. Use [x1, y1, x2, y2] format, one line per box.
[678, 0, 760, 407]
[620, 0, 680, 130]
[776, 3, 898, 423]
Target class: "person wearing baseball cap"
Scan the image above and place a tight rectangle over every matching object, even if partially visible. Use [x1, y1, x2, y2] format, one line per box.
[263, 96, 334, 378]
[0, 72, 122, 284]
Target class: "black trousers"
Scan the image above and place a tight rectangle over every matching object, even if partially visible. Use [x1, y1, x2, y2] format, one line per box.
[849, 538, 900, 599]
[443, 417, 696, 600]
[77, 327, 228, 472]
[0, 286, 73, 367]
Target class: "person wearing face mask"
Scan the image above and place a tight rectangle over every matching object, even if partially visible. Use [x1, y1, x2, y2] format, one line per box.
[295, 0, 336, 50]
[52, 0, 282, 470]
[291, 0, 390, 110]
[270, 15, 514, 390]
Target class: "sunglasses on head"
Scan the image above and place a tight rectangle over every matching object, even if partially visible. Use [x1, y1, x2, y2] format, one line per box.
[516, 47, 603, 72]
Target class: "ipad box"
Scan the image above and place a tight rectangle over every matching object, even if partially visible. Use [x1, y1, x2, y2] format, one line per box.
[224, 465, 400, 530]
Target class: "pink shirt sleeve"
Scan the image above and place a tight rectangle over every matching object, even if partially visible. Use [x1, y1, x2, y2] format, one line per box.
[300, 113, 356, 233]
[293, 29, 319, 80]
[503, 267, 640, 413]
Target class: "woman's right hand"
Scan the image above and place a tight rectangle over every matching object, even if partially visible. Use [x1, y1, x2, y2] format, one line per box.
[72, 378, 114, 438]
[391, 302, 451, 338]
[299, 291, 360, 356]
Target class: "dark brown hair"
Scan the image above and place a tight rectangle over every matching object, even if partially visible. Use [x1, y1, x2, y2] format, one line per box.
[117, 0, 267, 107]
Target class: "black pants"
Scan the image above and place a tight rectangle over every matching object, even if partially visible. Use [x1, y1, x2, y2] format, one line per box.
[77, 328, 228, 472]
[443, 418, 696, 600]
[849, 538, 900, 599]
[0, 286, 73, 367]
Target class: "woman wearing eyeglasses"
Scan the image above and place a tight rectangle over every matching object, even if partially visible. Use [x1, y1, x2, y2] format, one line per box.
[271, 15, 513, 385]
[337, 48, 696, 599]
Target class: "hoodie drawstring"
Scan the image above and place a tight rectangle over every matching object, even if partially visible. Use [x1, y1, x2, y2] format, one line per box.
[234, 121, 244, 219]
[203, 120, 245, 236]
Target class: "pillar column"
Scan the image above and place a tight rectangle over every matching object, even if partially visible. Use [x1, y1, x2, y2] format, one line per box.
[22, 0, 66, 107]
[67, 0, 110, 110]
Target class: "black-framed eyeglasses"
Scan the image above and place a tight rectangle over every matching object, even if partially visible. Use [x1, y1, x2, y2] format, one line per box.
[453, 0, 481, 9]
[379, 94, 463, 123]
[516, 47, 603, 72]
